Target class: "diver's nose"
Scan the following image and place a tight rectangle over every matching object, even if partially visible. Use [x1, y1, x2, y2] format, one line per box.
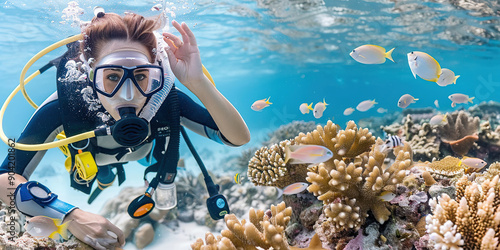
[119, 78, 135, 101]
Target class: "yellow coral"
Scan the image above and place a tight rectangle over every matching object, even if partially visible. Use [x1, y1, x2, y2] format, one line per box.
[191, 202, 292, 250]
[307, 138, 413, 232]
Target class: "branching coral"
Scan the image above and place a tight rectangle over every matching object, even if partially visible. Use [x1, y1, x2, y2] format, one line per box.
[427, 174, 500, 249]
[438, 110, 480, 156]
[190, 202, 292, 250]
[307, 138, 413, 232]
[247, 140, 309, 189]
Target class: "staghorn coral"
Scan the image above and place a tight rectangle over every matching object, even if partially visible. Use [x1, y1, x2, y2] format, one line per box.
[248, 139, 309, 189]
[438, 110, 480, 156]
[191, 202, 292, 250]
[426, 174, 500, 249]
[306, 138, 413, 233]
[264, 121, 318, 146]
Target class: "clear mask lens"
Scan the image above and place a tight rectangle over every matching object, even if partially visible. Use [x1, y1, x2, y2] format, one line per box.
[94, 65, 163, 97]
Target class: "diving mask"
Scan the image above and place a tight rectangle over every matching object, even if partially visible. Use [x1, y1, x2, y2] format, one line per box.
[92, 51, 164, 98]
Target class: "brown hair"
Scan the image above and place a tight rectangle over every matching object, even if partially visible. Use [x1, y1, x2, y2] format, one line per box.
[81, 13, 163, 66]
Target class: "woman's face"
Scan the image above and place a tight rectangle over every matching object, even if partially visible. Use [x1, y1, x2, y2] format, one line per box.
[94, 40, 153, 121]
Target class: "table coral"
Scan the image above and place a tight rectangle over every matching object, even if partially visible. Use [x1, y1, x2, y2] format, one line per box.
[306, 138, 413, 233]
[414, 156, 466, 183]
[190, 202, 292, 250]
[426, 174, 500, 249]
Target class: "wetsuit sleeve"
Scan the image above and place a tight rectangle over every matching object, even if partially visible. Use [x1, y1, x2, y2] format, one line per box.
[0, 96, 63, 179]
[177, 89, 238, 146]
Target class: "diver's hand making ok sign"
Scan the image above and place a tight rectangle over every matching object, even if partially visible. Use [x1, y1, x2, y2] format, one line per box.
[163, 20, 206, 91]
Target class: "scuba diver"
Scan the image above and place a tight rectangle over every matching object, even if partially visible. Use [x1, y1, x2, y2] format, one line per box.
[0, 10, 249, 249]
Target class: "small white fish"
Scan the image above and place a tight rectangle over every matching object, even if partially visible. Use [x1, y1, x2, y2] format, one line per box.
[436, 68, 460, 87]
[349, 45, 395, 64]
[25, 216, 70, 240]
[398, 94, 419, 108]
[449, 93, 474, 108]
[434, 99, 439, 109]
[407, 51, 442, 82]
[343, 107, 355, 116]
[378, 191, 396, 202]
[377, 108, 388, 114]
[356, 99, 377, 112]
[299, 103, 314, 114]
[276, 182, 309, 199]
[251, 97, 272, 111]
[313, 99, 328, 119]
[285, 145, 333, 165]
[429, 114, 448, 126]
[380, 135, 404, 151]
[459, 157, 487, 170]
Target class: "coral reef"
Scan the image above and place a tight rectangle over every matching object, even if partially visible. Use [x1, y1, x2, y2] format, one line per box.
[248, 139, 309, 189]
[382, 115, 440, 162]
[264, 121, 318, 146]
[426, 173, 500, 249]
[191, 201, 292, 249]
[306, 135, 413, 233]
[438, 110, 480, 156]
[477, 121, 500, 163]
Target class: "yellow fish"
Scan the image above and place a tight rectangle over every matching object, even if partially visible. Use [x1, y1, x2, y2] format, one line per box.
[350, 45, 395, 64]
[25, 216, 70, 240]
[299, 102, 314, 114]
[251, 97, 272, 111]
[407, 51, 442, 82]
[436, 68, 460, 87]
[234, 173, 244, 185]
[313, 99, 328, 119]
[378, 191, 396, 202]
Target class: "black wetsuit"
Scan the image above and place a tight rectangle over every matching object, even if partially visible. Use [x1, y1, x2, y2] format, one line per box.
[0, 89, 236, 180]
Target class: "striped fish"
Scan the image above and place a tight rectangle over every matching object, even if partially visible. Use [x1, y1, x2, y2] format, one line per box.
[381, 135, 404, 151]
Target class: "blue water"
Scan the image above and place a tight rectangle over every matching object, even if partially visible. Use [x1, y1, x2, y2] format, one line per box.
[0, 0, 499, 247]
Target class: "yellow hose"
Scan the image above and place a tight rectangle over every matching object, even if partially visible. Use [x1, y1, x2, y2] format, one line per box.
[20, 34, 84, 109]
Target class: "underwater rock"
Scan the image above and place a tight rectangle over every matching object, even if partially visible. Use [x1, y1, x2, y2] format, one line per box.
[134, 223, 155, 249]
[264, 120, 317, 146]
[362, 223, 391, 250]
[193, 209, 207, 226]
[299, 203, 323, 231]
[177, 209, 194, 222]
[428, 184, 456, 200]
[110, 212, 140, 239]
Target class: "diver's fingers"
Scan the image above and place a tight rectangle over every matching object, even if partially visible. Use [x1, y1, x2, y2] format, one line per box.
[106, 224, 125, 247]
[162, 32, 182, 49]
[172, 20, 191, 45]
[181, 22, 197, 47]
[163, 37, 177, 52]
[165, 46, 178, 68]
[84, 236, 106, 250]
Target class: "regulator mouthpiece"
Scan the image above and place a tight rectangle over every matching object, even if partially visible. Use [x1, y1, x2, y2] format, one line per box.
[112, 107, 148, 147]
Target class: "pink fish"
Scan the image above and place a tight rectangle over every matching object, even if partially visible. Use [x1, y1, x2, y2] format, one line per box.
[284, 145, 333, 164]
[276, 182, 309, 198]
[251, 97, 272, 111]
[25, 216, 70, 240]
[459, 157, 487, 169]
